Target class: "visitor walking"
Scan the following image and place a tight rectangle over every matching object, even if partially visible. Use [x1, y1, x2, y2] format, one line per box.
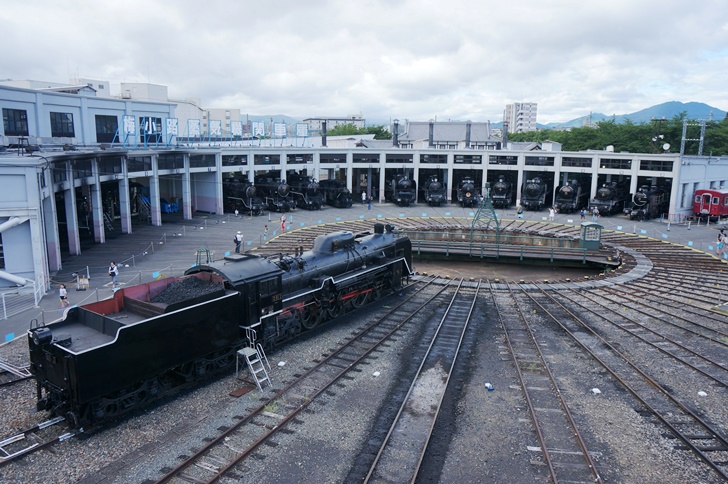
[59, 284, 70, 308]
[234, 231, 243, 253]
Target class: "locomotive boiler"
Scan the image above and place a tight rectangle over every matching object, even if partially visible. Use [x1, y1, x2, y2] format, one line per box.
[423, 175, 447, 207]
[490, 175, 513, 209]
[28, 224, 413, 429]
[287, 174, 324, 210]
[223, 178, 264, 216]
[456, 177, 480, 208]
[554, 179, 587, 214]
[385, 174, 416, 207]
[319, 179, 353, 208]
[589, 181, 629, 215]
[255, 175, 296, 212]
[521, 177, 548, 211]
[627, 185, 667, 221]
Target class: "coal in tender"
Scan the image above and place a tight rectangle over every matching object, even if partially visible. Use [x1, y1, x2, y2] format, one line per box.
[151, 277, 224, 305]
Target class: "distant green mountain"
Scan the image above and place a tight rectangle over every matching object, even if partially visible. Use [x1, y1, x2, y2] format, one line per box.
[543, 101, 727, 128]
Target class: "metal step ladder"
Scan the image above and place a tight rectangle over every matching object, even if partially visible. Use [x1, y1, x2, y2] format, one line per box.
[103, 212, 115, 232]
[236, 346, 271, 391]
[0, 359, 31, 378]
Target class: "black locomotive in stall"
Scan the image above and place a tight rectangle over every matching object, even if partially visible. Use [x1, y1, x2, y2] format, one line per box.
[28, 224, 413, 429]
[553, 179, 587, 214]
[287, 174, 324, 210]
[456, 177, 480, 208]
[254, 175, 296, 212]
[589, 181, 629, 215]
[626, 185, 668, 221]
[385, 174, 416, 207]
[521, 176, 548, 211]
[490, 175, 513, 209]
[318, 179, 353, 208]
[423, 175, 447, 207]
[223, 178, 264, 216]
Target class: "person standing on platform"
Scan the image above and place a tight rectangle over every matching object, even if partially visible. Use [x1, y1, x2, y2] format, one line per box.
[362, 191, 367, 204]
[280, 213, 287, 232]
[548, 207, 555, 221]
[108, 262, 119, 287]
[234, 231, 243, 253]
[580, 208, 586, 221]
[591, 207, 600, 222]
[263, 225, 269, 239]
[368, 197, 372, 211]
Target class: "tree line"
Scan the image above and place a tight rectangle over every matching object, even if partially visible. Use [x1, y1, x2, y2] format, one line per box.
[508, 113, 728, 156]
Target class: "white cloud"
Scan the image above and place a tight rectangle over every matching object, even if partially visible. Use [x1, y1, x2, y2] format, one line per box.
[2, 0, 727, 124]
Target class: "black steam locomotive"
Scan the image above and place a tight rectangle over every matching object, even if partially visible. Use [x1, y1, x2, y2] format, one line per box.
[423, 175, 447, 207]
[287, 174, 324, 210]
[490, 175, 513, 209]
[223, 178, 264, 216]
[554, 179, 587, 214]
[385, 174, 416, 207]
[627, 185, 668, 221]
[28, 224, 413, 429]
[456, 177, 480, 208]
[318, 179, 353, 208]
[255, 175, 296, 212]
[521, 176, 548, 211]
[589, 181, 629, 215]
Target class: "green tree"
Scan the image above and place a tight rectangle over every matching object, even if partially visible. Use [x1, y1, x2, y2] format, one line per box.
[326, 123, 360, 136]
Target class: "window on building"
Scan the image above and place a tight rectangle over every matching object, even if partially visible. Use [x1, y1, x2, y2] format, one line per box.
[95, 115, 118, 143]
[73, 159, 93, 179]
[562, 157, 592, 167]
[525, 156, 554, 166]
[222, 155, 247, 167]
[50, 112, 75, 138]
[98, 156, 123, 176]
[2, 108, 29, 136]
[320, 154, 347, 164]
[190, 154, 216, 168]
[454, 155, 482, 164]
[158, 153, 185, 170]
[639, 159, 674, 172]
[127, 156, 152, 172]
[489, 155, 518, 165]
[420, 154, 448, 164]
[599, 158, 632, 169]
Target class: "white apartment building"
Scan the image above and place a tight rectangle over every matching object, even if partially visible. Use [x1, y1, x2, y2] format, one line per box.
[504, 102, 538, 133]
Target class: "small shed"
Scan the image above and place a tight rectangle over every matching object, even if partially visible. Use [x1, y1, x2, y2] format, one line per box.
[579, 222, 602, 250]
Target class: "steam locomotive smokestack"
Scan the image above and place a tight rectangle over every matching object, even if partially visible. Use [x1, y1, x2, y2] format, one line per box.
[465, 120, 472, 148]
[428, 120, 434, 147]
[322, 120, 327, 147]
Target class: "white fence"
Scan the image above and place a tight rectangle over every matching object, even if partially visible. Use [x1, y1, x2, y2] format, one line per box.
[0, 276, 45, 320]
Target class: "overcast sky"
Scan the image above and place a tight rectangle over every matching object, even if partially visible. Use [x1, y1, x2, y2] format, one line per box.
[3, 0, 727, 124]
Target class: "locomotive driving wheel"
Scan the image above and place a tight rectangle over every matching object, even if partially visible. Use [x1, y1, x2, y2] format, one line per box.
[298, 302, 320, 330]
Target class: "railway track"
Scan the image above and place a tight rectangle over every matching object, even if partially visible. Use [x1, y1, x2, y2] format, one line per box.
[522, 285, 728, 481]
[0, 417, 77, 466]
[0, 360, 31, 388]
[155, 277, 456, 483]
[490, 283, 602, 483]
[364, 279, 480, 483]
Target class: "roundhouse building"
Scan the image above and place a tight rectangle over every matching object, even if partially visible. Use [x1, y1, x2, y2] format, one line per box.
[1, 82, 726, 297]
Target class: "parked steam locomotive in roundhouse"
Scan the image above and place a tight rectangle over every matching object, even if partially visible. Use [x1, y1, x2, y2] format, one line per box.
[423, 175, 447, 207]
[319, 179, 353, 208]
[490, 175, 514, 209]
[385, 174, 416, 206]
[255, 176, 296, 212]
[626, 185, 668, 221]
[589, 181, 629, 216]
[287, 174, 324, 210]
[28, 224, 412, 429]
[521, 176, 548, 211]
[223, 178, 264, 216]
[456, 177, 480, 207]
[553, 179, 587, 214]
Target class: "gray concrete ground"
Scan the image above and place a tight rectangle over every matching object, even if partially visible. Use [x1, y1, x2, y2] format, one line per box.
[2, 201, 725, 344]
